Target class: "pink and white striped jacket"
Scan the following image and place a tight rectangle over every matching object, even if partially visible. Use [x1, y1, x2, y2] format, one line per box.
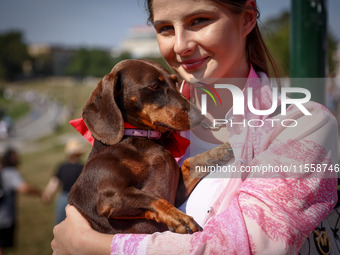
[111, 67, 338, 255]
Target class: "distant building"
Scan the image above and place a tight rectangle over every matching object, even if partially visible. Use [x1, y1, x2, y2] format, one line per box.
[117, 25, 161, 58]
[29, 43, 51, 56]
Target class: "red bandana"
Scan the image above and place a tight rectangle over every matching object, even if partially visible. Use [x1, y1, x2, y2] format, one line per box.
[69, 118, 190, 158]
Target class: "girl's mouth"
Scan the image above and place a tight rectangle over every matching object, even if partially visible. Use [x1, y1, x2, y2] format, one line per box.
[181, 57, 209, 71]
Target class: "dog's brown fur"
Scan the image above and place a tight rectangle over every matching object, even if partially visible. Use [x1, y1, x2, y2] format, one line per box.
[68, 59, 204, 234]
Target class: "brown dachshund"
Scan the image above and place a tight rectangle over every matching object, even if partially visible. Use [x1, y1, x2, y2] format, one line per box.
[68, 59, 204, 234]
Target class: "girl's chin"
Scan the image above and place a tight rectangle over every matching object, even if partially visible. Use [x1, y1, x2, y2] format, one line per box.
[178, 64, 219, 82]
[179, 69, 208, 82]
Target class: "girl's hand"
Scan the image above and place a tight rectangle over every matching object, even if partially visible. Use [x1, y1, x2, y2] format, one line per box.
[51, 205, 113, 255]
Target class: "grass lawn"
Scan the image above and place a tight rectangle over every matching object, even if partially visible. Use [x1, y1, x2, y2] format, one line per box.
[4, 77, 95, 255]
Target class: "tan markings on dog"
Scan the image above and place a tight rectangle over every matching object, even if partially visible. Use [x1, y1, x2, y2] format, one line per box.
[140, 104, 190, 131]
[146, 199, 173, 222]
[144, 211, 158, 222]
[147, 198, 200, 233]
[158, 76, 165, 81]
[130, 96, 137, 102]
[97, 204, 114, 217]
[121, 159, 142, 174]
[170, 74, 178, 82]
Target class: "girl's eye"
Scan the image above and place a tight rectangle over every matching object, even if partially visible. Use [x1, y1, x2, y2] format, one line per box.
[157, 25, 174, 35]
[192, 18, 210, 26]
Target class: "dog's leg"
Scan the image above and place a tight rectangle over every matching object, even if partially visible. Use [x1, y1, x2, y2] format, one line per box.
[97, 185, 202, 234]
[175, 142, 234, 207]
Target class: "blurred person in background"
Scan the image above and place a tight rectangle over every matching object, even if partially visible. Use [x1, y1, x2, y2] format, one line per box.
[0, 148, 41, 255]
[42, 138, 85, 224]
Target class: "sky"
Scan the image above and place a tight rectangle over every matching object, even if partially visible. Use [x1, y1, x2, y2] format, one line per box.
[0, 0, 339, 49]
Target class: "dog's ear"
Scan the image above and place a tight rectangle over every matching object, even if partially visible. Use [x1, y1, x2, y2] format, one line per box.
[82, 72, 124, 145]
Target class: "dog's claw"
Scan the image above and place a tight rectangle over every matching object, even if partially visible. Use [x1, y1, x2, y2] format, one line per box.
[198, 225, 203, 232]
[186, 227, 193, 234]
[168, 226, 175, 232]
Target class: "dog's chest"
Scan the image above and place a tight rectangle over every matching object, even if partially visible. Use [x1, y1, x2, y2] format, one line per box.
[116, 137, 175, 175]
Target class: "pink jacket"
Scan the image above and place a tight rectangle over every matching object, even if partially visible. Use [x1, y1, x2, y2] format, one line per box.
[111, 68, 338, 255]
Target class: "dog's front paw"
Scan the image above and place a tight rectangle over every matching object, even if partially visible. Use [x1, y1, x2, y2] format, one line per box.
[166, 209, 203, 234]
[151, 198, 202, 234]
[145, 198, 203, 234]
[181, 158, 191, 174]
[164, 207, 203, 234]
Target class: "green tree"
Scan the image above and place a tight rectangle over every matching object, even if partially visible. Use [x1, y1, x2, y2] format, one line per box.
[67, 48, 88, 77]
[328, 30, 338, 77]
[0, 31, 30, 80]
[112, 51, 132, 66]
[67, 48, 114, 77]
[262, 12, 290, 77]
[32, 51, 53, 76]
[262, 11, 338, 77]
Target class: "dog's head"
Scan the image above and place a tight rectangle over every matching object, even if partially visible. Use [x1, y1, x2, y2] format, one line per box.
[82, 59, 202, 145]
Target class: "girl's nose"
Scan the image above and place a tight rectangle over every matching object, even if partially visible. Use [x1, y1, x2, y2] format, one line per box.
[174, 29, 196, 56]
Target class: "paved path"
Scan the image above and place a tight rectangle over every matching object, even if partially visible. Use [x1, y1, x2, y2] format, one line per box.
[0, 93, 69, 154]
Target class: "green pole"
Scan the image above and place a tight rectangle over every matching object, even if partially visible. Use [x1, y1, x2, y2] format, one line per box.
[290, 0, 327, 104]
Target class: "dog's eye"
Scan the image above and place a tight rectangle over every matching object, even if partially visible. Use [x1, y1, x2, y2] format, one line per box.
[149, 84, 161, 91]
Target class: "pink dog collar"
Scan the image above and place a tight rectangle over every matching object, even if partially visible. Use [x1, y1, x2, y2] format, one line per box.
[124, 128, 162, 139]
[123, 122, 162, 139]
[69, 118, 190, 158]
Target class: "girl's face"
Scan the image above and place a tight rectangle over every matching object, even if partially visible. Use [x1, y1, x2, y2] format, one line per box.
[152, 0, 252, 82]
